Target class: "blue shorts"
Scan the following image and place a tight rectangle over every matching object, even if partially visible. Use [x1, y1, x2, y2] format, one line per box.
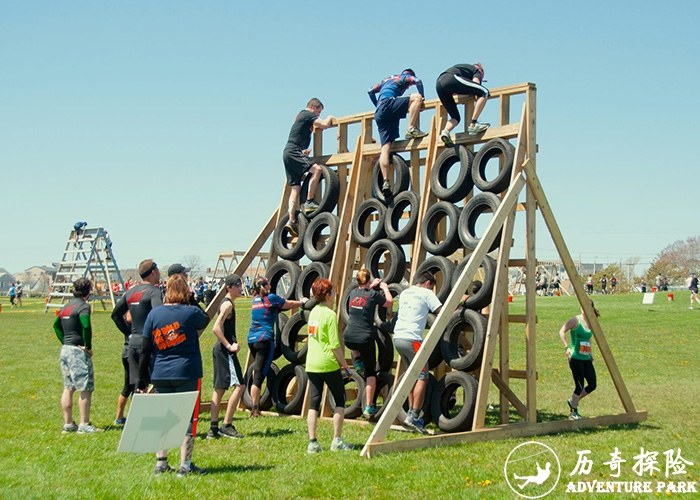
[375, 96, 410, 145]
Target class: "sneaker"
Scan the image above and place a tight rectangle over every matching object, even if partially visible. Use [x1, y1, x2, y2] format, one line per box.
[440, 130, 454, 147]
[250, 409, 261, 418]
[567, 398, 575, 411]
[569, 411, 583, 420]
[285, 220, 299, 237]
[307, 440, 323, 454]
[354, 360, 365, 379]
[115, 418, 126, 425]
[177, 463, 207, 477]
[303, 200, 319, 215]
[206, 427, 219, 439]
[330, 437, 354, 451]
[690, 306, 694, 310]
[62, 422, 78, 434]
[218, 424, 244, 439]
[468, 122, 490, 135]
[77, 423, 103, 434]
[154, 463, 174, 475]
[362, 405, 378, 420]
[404, 413, 428, 435]
[381, 180, 392, 199]
[405, 127, 428, 139]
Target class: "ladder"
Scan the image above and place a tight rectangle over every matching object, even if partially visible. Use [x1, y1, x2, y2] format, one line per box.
[45, 227, 125, 311]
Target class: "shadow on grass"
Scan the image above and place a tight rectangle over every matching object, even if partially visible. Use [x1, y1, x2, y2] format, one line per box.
[206, 463, 276, 474]
[246, 428, 295, 438]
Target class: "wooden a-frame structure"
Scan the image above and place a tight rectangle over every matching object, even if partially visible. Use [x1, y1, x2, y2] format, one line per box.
[203, 81, 646, 446]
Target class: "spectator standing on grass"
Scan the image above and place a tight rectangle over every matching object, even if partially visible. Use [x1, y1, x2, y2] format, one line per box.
[305, 278, 353, 453]
[8, 282, 16, 307]
[138, 274, 210, 476]
[655, 273, 662, 291]
[15, 281, 23, 307]
[586, 274, 594, 294]
[208, 274, 246, 439]
[53, 278, 103, 434]
[689, 273, 700, 310]
[610, 275, 618, 294]
[559, 299, 599, 420]
[110, 259, 162, 425]
[600, 274, 608, 294]
[640, 279, 647, 293]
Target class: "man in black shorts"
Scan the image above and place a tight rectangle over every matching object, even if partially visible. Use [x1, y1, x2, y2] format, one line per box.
[436, 63, 490, 146]
[111, 259, 163, 424]
[282, 98, 335, 236]
[208, 274, 246, 439]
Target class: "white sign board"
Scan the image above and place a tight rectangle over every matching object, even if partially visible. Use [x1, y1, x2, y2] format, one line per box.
[642, 292, 655, 305]
[117, 391, 199, 453]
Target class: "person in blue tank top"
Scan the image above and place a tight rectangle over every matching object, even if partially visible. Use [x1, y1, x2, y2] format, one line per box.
[559, 299, 599, 420]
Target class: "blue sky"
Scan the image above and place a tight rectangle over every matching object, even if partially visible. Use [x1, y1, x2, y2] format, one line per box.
[2, 1, 698, 275]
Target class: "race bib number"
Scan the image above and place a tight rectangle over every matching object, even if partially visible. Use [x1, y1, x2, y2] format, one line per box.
[579, 341, 592, 354]
[308, 321, 318, 337]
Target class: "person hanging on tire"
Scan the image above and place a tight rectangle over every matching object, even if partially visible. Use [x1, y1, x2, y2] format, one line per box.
[342, 269, 393, 420]
[436, 63, 490, 147]
[305, 278, 353, 453]
[208, 274, 246, 439]
[247, 276, 306, 417]
[368, 69, 426, 198]
[392, 271, 443, 434]
[560, 300, 599, 420]
[282, 98, 336, 237]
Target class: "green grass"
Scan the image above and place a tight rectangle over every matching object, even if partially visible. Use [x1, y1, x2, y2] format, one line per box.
[0, 293, 698, 499]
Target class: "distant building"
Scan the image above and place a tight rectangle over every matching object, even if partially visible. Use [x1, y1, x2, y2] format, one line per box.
[20, 265, 58, 296]
[0, 268, 14, 293]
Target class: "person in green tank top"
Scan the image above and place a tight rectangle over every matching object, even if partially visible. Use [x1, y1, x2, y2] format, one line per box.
[559, 299, 600, 420]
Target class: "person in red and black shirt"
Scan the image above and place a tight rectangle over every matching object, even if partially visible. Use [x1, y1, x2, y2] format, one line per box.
[436, 63, 490, 146]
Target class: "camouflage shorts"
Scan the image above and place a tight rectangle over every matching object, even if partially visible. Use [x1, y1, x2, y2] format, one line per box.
[59, 345, 94, 391]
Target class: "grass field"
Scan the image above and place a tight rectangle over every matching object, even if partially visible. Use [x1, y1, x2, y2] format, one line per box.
[0, 292, 698, 499]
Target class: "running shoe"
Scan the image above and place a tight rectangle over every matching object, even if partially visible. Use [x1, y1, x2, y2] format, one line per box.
[569, 411, 583, 420]
[362, 405, 377, 420]
[330, 437, 354, 451]
[303, 200, 319, 215]
[381, 180, 392, 199]
[218, 424, 244, 439]
[62, 422, 78, 434]
[177, 463, 207, 477]
[206, 427, 219, 439]
[115, 418, 126, 425]
[404, 413, 428, 435]
[250, 409, 261, 418]
[440, 130, 454, 147]
[405, 127, 428, 139]
[154, 463, 174, 475]
[285, 220, 299, 237]
[77, 423, 103, 434]
[307, 440, 323, 454]
[468, 122, 490, 135]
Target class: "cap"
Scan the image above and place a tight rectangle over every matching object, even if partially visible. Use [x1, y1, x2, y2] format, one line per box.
[168, 263, 191, 277]
[225, 274, 243, 288]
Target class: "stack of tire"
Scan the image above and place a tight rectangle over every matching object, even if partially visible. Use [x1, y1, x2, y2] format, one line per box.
[417, 138, 515, 433]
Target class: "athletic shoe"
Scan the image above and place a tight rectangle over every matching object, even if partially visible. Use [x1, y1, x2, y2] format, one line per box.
[567, 398, 575, 411]
[362, 405, 378, 420]
[62, 422, 78, 434]
[303, 200, 319, 215]
[468, 122, 490, 135]
[177, 463, 207, 477]
[206, 427, 219, 439]
[690, 306, 694, 310]
[569, 411, 582, 420]
[405, 127, 428, 139]
[330, 437, 354, 451]
[115, 418, 126, 425]
[250, 410, 261, 418]
[307, 441, 323, 454]
[440, 130, 454, 147]
[285, 220, 299, 237]
[154, 463, 174, 475]
[77, 423, 103, 434]
[381, 180, 392, 199]
[404, 413, 428, 435]
[218, 424, 244, 439]
[354, 360, 365, 378]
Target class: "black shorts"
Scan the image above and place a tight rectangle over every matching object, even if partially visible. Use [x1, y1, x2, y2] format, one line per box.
[212, 342, 244, 389]
[283, 147, 315, 186]
[344, 340, 377, 378]
[307, 370, 345, 412]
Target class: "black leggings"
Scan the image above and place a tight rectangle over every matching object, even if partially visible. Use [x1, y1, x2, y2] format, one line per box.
[307, 371, 345, 412]
[569, 358, 597, 396]
[344, 340, 377, 379]
[120, 346, 134, 398]
[436, 72, 489, 123]
[248, 340, 274, 389]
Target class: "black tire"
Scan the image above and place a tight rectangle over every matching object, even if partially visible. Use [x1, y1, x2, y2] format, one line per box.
[281, 311, 308, 365]
[273, 313, 289, 361]
[458, 192, 502, 252]
[266, 260, 301, 301]
[375, 283, 405, 333]
[430, 145, 475, 202]
[472, 138, 515, 194]
[415, 256, 456, 303]
[372, 153, 410, 205]
[327, 371, 365, 419]
[300, 164, 341, 217]
[451, 254, 497, 311]
[295, 262, 330, 301]
[440, 309, 487, 372]
[420, 201, 462, 256]
[425, 313, 444, 370]
[375, 329, 394, 372]
[384, 191, 421, 244]
[351, 199, 387, 248]
[272, 213, 308, 261]
[303, 212, 339, 263]
[338, 281, 358, 325]
[431, 371, 478, 433]
[271, 363, 308, 415]
[365, 239, 406, 284]
[242, 362, 280, 411]
[392, 372, 436, 426]
[367, 371, 394, 423]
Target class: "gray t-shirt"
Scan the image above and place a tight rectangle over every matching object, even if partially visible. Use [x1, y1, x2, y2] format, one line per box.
[393, 286, 442, 342]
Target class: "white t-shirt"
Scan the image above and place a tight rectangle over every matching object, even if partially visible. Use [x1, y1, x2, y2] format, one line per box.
[393, 286, 442, 341]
